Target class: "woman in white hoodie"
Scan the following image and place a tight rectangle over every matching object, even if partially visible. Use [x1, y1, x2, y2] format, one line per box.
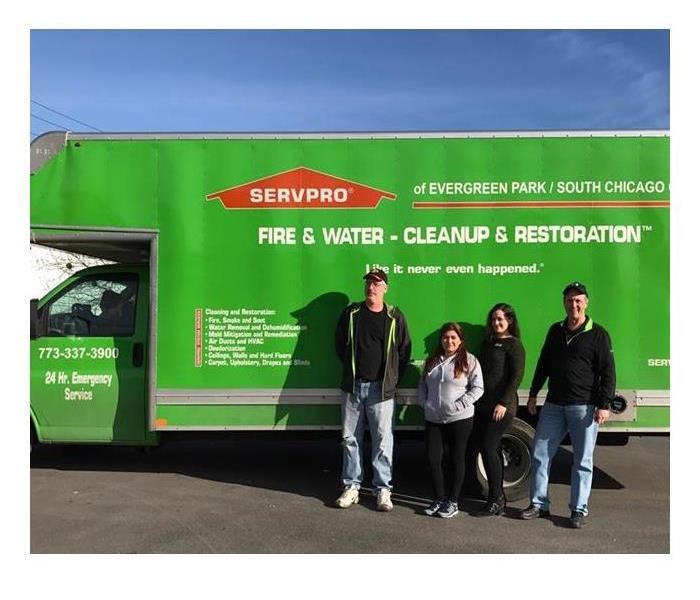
[418, 322, 484, 518]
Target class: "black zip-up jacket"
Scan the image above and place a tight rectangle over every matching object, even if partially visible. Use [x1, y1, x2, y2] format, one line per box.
[478, 336, 526, 415]
[334, 302, 411, 401]
[529, 317, 616, 409]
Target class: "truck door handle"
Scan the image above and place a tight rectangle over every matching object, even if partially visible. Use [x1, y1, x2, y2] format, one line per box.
[133, 342, 144, 367]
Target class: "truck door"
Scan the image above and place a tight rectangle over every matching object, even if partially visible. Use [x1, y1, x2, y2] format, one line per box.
[30, 269, 149, 443]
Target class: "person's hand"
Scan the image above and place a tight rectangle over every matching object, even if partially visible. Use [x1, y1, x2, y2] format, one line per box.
[527, 396, 538, 416]
[595, 409, 610, 425]
[493, 404, 507, 422]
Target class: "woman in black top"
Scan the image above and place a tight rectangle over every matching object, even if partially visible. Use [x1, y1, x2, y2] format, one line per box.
[469, 303, 525, 517]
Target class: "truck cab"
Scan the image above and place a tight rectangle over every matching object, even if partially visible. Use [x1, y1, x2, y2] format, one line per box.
[30, 264, 156, 445]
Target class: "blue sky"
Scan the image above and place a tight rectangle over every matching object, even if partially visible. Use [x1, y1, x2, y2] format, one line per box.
[29, 29, 669, 137]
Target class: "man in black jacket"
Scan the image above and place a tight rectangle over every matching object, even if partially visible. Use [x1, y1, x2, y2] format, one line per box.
[519, 282, 615, 528]
[333, 268, 411, 511]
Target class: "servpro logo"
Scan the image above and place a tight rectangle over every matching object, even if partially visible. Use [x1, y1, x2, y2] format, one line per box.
[206, 167, 396, 209]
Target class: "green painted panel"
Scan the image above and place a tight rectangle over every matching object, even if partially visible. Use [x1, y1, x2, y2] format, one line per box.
[154, 404, 668, 431]
[602, 406, 669, 430]
[155, 404, 341, 427]
[155, 403, 425, 428]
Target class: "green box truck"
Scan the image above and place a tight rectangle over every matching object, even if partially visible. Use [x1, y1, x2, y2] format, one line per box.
[29, 130, 670, 500]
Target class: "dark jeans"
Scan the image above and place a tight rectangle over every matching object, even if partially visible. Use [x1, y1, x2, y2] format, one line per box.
[425, 417, 474, 502]
[467, 404, 514, 501]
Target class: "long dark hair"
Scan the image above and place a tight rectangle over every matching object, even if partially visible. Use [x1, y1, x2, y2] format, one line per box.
[423, 322, 471, 379]
[486, 303, 521, 339]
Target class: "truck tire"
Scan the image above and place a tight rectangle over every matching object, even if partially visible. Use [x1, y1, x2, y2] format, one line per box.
[475, 417, 535, 502]
[30, 419, 38, 452]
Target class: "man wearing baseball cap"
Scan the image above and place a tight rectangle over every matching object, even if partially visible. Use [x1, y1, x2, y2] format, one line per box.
[333, 268, 412, 511]
[519, 281, 616, 528]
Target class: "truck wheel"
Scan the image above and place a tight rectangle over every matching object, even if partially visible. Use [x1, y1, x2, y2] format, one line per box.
[476, 417, 535, 502]
[30, 420, 38, 452]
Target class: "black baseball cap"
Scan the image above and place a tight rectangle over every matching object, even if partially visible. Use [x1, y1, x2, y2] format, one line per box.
[562, 281, 588, 296]
[363, 268, 388, 284]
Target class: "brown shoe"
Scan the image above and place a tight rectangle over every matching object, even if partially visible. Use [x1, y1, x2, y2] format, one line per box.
[518, 504, 550, 519]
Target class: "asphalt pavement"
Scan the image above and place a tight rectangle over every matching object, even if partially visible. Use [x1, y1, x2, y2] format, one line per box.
[30, 434, 669, 553]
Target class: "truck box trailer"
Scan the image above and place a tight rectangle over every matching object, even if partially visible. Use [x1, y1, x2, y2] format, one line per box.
[29, 130, 670, 500]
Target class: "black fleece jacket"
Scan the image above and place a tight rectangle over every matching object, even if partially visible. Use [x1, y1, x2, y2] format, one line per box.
[334, 302, 411, 400]
[529, 317, 616, 410]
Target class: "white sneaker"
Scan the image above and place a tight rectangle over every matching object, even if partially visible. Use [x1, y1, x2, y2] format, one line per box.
[335, 486, 359, 508]
[376, 489, 393, 511]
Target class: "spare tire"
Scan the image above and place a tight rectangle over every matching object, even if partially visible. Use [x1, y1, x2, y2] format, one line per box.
[475, 417, 535, 502]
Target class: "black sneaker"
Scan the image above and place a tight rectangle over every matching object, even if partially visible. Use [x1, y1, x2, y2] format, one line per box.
[424, 499, 444, 516]
[569, 511, 586, 529]
[518, 504, 550, 520]
[437, 500, 459, 518]
[475, 497, 506, 518]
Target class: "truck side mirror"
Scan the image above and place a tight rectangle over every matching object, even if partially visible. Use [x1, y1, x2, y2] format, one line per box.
[30, 299, 39, 340]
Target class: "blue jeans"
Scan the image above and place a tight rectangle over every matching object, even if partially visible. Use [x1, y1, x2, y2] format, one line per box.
[341, 380, 394, 491]
[530, 402, 599, 514]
